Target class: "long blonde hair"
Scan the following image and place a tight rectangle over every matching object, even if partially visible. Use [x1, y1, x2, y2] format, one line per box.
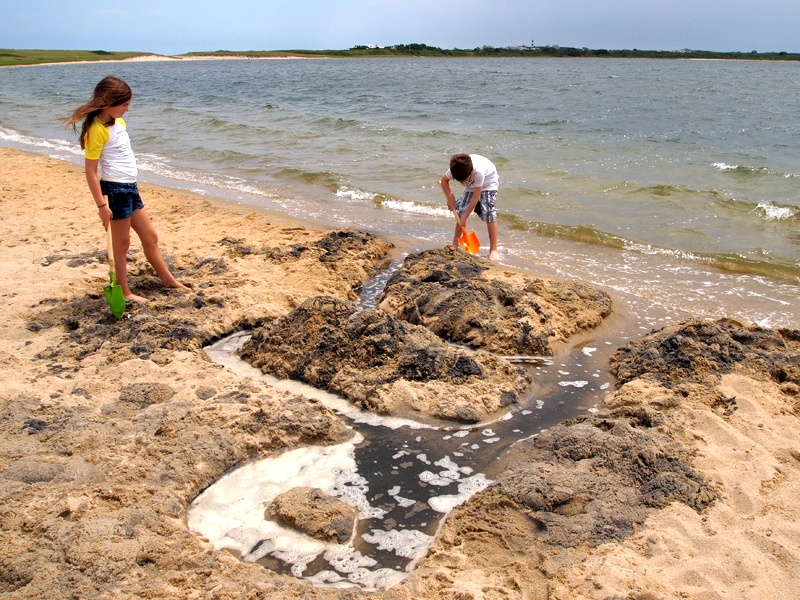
[65, 75, 132, 149]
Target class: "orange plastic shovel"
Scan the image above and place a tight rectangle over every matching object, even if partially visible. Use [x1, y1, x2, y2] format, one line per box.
[451, 209, 481, 254]
[439, 181, 480, 254]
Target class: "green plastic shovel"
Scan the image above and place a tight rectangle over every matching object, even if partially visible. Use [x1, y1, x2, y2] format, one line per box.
[104, 225, 125, 318]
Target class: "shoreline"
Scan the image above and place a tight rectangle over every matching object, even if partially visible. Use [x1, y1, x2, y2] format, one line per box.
[0, 53, 326, 69]
[3, 52, 798, 69]
[1, 147, 799, 598]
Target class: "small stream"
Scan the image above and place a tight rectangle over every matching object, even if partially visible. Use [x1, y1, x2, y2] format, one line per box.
[189, 259, 670, 590]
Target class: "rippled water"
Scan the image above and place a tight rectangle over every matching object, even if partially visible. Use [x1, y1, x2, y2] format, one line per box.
[1, 57, 797, 327]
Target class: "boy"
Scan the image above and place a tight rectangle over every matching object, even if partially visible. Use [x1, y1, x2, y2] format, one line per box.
[439, 153, 500, 260]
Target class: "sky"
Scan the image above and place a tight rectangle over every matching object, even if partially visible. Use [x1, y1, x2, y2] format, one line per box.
[2, 0, 798, 55]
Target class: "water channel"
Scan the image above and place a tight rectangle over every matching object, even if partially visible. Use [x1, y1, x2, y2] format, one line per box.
[188, 257, 675, 590]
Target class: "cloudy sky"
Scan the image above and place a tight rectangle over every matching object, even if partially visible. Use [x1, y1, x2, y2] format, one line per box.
[2, 0, 797, 55]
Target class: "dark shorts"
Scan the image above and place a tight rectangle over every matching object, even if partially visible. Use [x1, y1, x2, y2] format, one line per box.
[100, 180, 144, 220]
[456, 190, 498, 223]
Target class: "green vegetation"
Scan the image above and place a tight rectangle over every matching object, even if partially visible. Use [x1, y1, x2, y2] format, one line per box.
[182, 44, 800, 61]
[2, 45, 798, 67]
[0, 49, 153, 67]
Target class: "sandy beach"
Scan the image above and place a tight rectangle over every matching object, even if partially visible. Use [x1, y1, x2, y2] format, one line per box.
[1, 147, 799, 599]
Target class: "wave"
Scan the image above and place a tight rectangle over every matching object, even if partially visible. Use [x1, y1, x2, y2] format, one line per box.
[712, 162, 798, 179]
[330, 184, 451, 218]
[507, 217, 800, 281]
[624, 183, 798, 224]
[0, 125, 80, 159]
[334, 186, 448, 218]
[627, 184, 722, 199]
[527, 119, 570, 127]
[752, 200, 798, 222]
[134, 152, 276, 198]
[711, 196, 798, 224]
[275, 168, 342, 192]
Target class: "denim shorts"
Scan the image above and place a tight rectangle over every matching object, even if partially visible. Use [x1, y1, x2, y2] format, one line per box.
[100, 180, 144, 220]
[456, 190, 498, 223]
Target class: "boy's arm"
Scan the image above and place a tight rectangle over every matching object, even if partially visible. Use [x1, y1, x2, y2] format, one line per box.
[440, 175, 456, 210]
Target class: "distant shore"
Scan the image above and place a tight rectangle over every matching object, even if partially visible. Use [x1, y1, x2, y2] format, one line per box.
[0, 51, 324, 68]
[2, 46, 799, 68]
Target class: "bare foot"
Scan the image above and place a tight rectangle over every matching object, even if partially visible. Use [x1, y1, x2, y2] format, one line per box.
[124, 293, 148, 304]
[488, 250, 500, 261]
[162, 279, 191, 292]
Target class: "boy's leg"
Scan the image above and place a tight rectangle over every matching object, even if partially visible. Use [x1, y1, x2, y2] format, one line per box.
[130, 208, 186, 289]
[452, 223, 462, 249]
[453, 192, 470, 250]
[487, 221, 499, 260]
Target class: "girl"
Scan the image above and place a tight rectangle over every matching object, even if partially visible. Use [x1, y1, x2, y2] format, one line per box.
[66, 75, 186, 303]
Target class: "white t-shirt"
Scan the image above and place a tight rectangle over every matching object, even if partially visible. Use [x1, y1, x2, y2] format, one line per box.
[445, 154, 499, 191]
[84, 117, 137, 183]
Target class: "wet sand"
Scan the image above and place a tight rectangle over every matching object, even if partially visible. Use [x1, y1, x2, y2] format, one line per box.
[1, 147, 799, 599]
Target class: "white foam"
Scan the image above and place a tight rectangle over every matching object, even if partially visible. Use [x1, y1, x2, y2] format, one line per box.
[419, 470, 454, 486]
[324, 546, 377, 573]
[755, 200, 796, 221]
[382, 198, 450, 218]
[339, 471, 387, 519]
[393, 495, 416, 508]
[346, 567, 409, 589]
[336, 187, 377, 202]
[188, 436, 364, 570]
[428, 473, 493, 513]
[0, 126, 80, 157]
[205, 334, 435, 431]
[362, 529, 433, 560]
[387, 485, 417, 508]
[559, 380, 589, 388]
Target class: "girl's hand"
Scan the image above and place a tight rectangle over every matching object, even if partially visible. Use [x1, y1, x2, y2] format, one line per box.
[99, 205, 112, 229]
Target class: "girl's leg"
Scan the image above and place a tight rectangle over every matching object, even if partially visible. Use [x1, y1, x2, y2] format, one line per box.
[110, 218, 147, 302]
[130, 208, 186, 289]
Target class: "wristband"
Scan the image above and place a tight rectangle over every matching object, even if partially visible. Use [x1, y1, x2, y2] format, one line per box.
[97, 203, 107, 208]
